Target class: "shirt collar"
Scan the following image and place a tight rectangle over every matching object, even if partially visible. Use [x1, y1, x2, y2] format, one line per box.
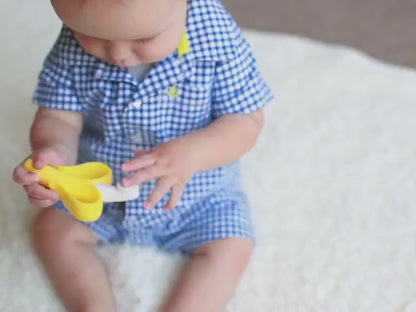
[94, 49, 194, 97]
[94, 0, 236, 95]
[185, 0, 236, 61]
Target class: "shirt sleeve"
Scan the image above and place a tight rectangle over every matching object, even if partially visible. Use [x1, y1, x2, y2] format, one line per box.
[33, 48, 82, 112]
[211, 37, 274, 119]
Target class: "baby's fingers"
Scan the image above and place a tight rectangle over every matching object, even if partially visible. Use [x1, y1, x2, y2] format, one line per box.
[164, 184, 184, 211]
[122, 165, 165, 186]
[24, 183, 59, 203]
[122, 153, 155, 173]
[144, 177, 173, 210]
[13, 165, 38, 185]
[28, 197, 57, 208]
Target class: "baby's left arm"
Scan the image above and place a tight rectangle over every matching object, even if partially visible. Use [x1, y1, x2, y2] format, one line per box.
[177, 109, 264, 172]
[121, 109, 264, 210]
[122, 29, 273, 210]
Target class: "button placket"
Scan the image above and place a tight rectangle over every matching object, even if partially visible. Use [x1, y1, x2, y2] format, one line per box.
[131, 99, 142, 108]
[131, 133, 143, 143]
[127, 97, 147, 143]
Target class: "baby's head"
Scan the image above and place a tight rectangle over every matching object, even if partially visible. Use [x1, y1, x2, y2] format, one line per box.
[51, 0, 187, 67]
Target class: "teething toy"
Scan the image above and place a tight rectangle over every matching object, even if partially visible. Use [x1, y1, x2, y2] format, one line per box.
[23, 159, 139, 222]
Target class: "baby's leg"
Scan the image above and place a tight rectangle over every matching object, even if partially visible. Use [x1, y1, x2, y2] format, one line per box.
[33, 207, 116, 312]
[159, 237, 253, 312]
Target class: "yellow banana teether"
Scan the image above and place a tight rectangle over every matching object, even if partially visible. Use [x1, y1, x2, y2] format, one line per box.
[23, 159, 112, 222]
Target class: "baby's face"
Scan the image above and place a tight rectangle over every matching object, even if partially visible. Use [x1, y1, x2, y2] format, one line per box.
[51, 0, 187, 67]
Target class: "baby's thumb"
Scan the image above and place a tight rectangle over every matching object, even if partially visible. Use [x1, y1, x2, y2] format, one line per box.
[31, 149, 61, 169]
[31, 155, 45, 169]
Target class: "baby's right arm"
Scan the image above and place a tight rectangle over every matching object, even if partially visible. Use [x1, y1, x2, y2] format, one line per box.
[13, 107, 83, 208]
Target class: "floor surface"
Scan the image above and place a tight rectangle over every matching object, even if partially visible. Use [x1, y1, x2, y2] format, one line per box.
[223, 0, 416, 67]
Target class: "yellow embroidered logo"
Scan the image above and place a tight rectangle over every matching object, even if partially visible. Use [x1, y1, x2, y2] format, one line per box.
[167, 86, 180, 98]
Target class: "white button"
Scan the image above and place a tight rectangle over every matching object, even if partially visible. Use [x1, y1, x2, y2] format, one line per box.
[131, 133, 143, 143]
[132, 100, 142, 108]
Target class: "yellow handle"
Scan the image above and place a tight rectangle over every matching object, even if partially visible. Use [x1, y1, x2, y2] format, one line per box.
[23, 159, 112, 222]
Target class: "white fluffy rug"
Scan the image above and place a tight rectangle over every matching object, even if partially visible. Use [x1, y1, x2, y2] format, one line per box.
[1, 2, 416, 312]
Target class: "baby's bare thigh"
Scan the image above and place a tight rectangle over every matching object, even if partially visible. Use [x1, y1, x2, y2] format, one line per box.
[195, 237, 253, 256]
[158, 238, 253, 311]
[33, 207, 99, 246]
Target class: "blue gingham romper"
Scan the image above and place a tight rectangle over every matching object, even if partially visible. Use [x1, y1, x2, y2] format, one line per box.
[33, 0, 274, 253]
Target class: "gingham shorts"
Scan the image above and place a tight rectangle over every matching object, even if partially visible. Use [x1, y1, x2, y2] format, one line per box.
[54, 185, 255, 253]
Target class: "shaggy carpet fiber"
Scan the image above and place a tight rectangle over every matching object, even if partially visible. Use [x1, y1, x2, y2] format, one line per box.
[1, 1, 416, 311]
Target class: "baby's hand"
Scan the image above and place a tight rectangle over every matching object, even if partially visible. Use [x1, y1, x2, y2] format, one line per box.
[121, 139, 197, 210]
[13, 148, 64, 208]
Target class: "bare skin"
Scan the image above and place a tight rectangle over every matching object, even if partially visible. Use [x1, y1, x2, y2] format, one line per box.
[13, 0, 263, 311]
[33, 208, 115, 312]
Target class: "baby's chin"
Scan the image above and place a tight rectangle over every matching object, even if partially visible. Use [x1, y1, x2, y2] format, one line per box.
[117, 61, 142, 68]
[103, 59, 145, 68]
[104, 56, 162, 67]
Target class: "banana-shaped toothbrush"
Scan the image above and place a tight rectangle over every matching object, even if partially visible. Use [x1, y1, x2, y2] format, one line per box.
[23, 159, 139, 222]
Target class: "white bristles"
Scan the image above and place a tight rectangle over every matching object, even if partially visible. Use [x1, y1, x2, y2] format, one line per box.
[94, 183, 140, 203]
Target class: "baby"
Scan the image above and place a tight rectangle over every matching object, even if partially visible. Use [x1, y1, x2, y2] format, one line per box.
[13, 0, 273, 311]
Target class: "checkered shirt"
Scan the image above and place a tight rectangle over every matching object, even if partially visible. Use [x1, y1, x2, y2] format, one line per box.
[33, 0, 274, 230]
